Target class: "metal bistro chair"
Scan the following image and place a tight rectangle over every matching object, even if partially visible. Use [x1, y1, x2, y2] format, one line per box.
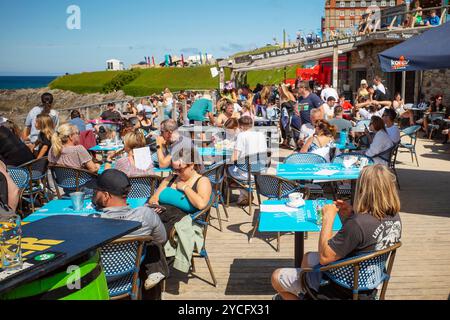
[428, 112, 444, 139]
[168, 194, 217, 287]
[100, 236, 153, 300]
[283, 153, 328, 198]
[202, 163, 229, 232]
[6, 167, 30, 217]
[226, 153, 270, 217]
[253, 174, 310, 252]
[49, 165, 98, 199]
[372, 144, 401, 189]
[299, 242, 402, 300]
[400, 125, 421, 167]
[332, 153, 374, 200]
[128, 175, 163, 199]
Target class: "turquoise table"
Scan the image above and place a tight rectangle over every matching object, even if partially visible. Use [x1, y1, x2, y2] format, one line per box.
[89, 144, 124, 152]
[259, 199, 342, 267]
[24, 198, 148, 223]
[98, 162, 172, 176]
[198, 147, 233, 157]
[277, 163, 362, 181]
[335, 143, 358, 151]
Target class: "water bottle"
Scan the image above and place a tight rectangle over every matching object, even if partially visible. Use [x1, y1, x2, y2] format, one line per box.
[340, 130, 348, 146]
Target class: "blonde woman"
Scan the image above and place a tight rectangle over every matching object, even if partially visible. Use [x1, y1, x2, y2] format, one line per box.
[34, 114, 55, 159]
[272, 165, 402, 300]
[253, 86, 271, 118]
[106, 130, 154, 177]
[48, 123, 99, 173]
[356, 80, 370, 101]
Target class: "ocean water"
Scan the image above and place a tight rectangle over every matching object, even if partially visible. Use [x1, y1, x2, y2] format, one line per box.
[0, 76, 58, 90]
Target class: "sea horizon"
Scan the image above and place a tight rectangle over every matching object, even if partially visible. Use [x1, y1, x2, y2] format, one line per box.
[0, 76, 59, 90]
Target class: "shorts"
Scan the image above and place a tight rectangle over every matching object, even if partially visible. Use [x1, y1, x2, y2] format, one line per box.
[276, 252, 322, 296]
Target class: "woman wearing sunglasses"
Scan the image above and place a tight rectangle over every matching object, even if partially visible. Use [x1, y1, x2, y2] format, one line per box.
[148, 147, 212, 235]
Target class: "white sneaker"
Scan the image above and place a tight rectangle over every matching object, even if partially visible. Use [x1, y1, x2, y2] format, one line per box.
[144, 272, 165, 290]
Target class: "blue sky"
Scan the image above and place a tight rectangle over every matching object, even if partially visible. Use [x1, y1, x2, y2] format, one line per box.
[0, 0, 325, 76]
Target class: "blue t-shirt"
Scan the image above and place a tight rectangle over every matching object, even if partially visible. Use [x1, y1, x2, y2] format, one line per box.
[69, 117, 87, 133]
[187, 99, 213, 121]
[298, 93, 323, 124]
[428, 16, 440, 26]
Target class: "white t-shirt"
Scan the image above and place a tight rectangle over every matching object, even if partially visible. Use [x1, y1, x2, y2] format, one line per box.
[235, 130, 267, 158]
[320, 87, 339, 102]
[359, 107, 387, 120]
[299, 123, 315, 141]
[375, 83, 386, 95]
[386, 124, 401, 144]
[323, 104, 335, 120]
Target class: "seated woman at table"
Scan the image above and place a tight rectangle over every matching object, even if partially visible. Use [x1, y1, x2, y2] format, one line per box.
[48, 123, 100, 173]
[135, 111, 157, 134]
[213, 118, 240, 146]
[148, 147, 212, 235]
[300, 120, 337, 162]
[0, 160, 19, 212]
[392, 92, 414, 127]
[216, 101, 240, 127]
[271, 164, 402, 300]
[363, 116, 394, 166]
[34, 114, 55, 159]
[106, 130, 155, 177]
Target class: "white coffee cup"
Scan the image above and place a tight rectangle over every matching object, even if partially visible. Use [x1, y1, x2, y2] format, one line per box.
[289, 193, 304, 203]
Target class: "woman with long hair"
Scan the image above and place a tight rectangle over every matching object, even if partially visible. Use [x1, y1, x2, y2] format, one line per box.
[272, 165, 402, 300]
[253, 86, 271, 118]
[392, 92, 414, 127]
[300, 119, 337, 162]
[125, 100, 138, 116]
[106, 130, 154, 177]
[34, 114, 55, 159]
[48, 123, 99, 173]
[279, 83, 298, 149]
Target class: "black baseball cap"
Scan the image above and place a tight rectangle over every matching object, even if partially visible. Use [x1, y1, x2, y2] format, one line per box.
[85, 169, 131, 197]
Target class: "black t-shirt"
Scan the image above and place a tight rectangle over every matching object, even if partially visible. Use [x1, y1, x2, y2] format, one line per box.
[101, 110, 122, 122]
[0, 126, 35, 166]
[36, 131, 52, 157]
[329, 213, 402, 259]
[298, 93, 324, 124]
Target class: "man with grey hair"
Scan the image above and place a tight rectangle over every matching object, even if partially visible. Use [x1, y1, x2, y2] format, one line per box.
[156, 119, 193, 169]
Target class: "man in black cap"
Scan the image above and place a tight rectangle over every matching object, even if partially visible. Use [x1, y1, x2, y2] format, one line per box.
[86, 169, 169, 298]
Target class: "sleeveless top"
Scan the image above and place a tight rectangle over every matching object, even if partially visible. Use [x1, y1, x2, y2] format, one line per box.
[159, 175, 203, 214]
[308, 136, 335, 162]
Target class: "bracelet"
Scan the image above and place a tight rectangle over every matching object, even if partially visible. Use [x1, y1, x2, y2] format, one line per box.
[182, 185, 189, 193]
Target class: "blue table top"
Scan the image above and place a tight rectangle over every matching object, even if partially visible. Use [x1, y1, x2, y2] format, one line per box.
[24, 198, 148, 223]
[277, 163, 362, 181]
[89, 144, 124, 152]
[259, 199, 342, 233]
[198, 147, 233, 157]
[335, 143, 358, 151]
[98, 162, 172, 175]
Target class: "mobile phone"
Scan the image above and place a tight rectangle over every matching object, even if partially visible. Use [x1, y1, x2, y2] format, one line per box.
[148, 204, 167, 213]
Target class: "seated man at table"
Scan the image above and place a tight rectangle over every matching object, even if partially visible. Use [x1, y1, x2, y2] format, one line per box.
[87, 169, 169, 295]
[296, 108, 322, 151]
[382, 108, 401, 145]
[100, 103, 122, 122]
[271, 165, 402, 300]
[156, 119, 193, 169]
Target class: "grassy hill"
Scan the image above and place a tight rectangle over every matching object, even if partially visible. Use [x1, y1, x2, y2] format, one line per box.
[123, 66, 231, 96]
[247, 65, 300, 87]
[49, 71, 122, 94]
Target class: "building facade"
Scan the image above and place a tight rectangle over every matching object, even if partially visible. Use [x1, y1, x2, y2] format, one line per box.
[323, 0, 404, 35]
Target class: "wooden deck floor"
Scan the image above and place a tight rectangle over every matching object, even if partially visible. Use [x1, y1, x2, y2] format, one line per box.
[163, 137, 450, 300]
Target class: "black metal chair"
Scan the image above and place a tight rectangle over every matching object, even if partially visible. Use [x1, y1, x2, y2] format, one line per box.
[253, 174, 309, 251]
[128, 175, 163, 199]
[49, 165, 98, 199]
[202, 163, 228, 232]
[226, 153, 271, 217]
[372, 144, 401, 189]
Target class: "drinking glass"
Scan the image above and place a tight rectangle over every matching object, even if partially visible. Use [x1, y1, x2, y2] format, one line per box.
[0, 214, 23, 270]
[314, 198, 328, 226]
[70, 192, 85, 211]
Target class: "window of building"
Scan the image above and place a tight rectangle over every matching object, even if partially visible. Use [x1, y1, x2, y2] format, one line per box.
[381, 0, 387, 6]
[361, 1, 367, 7]
[340, 21, 345, 28]
[340, 1, 346, 8]
[389, 0, 396, 6]
[371, 0, 377, 6]
[350, 1, 356, 8]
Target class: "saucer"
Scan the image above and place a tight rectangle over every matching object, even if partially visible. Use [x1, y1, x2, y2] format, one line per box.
[287, 201, 305, 208]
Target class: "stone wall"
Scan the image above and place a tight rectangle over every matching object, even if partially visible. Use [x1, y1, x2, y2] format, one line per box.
[422, 69, 450, 107]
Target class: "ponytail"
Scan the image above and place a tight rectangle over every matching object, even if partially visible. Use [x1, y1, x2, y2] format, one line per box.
[51, 123, 76, 158]
[40, 93, 54, 115]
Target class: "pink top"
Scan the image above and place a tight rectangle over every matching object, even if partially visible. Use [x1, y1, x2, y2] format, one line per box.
[114, 156, 155, 178]
[48, 145, 92, 169]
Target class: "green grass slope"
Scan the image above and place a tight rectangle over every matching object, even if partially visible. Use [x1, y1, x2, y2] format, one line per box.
[246, 65, 300, 87]
[49, 71, 123, 94]
[123, 66, 230, 96]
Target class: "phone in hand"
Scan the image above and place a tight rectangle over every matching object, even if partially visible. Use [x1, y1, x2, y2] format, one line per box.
[148, 204, 167, 214]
